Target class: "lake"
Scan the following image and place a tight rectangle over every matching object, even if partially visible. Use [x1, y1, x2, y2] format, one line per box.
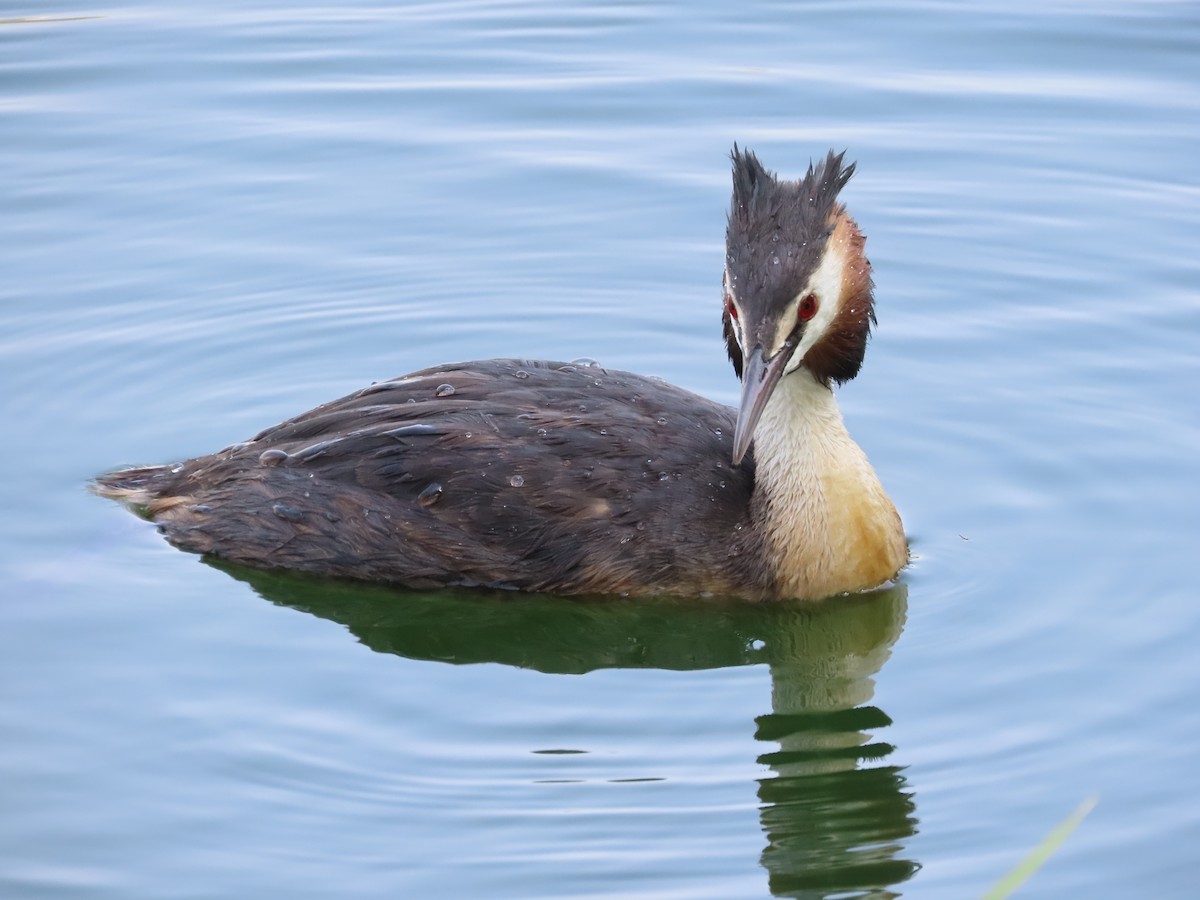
[2, 1, 1198, 897]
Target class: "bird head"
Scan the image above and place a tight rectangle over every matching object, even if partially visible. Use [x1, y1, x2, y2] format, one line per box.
[721, 147, 876, 465]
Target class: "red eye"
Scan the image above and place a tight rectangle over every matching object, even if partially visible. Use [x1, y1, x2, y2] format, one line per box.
[725, 296, 738, 320]
[798, 293, 818, 321]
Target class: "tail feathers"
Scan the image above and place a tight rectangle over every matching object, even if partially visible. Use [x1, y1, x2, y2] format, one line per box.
[91, 465, 176, 510]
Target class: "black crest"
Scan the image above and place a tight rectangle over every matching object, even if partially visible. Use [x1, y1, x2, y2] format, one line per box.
[725, 147, 855, 308]
[729, 146, 855, 232]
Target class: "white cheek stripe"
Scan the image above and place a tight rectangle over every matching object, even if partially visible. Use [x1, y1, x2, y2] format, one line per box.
[784, 238, 846, 373]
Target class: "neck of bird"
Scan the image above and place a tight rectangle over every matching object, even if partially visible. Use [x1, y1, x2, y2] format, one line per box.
[751, 369, 907, 599]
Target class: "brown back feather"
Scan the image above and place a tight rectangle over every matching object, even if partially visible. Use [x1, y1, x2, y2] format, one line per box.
[106, 360, 772, 598]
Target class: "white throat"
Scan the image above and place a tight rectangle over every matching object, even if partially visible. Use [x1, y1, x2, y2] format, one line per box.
[751, 370, 907, 599]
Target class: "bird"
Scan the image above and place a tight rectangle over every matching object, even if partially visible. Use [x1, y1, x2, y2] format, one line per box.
[94, 148, 907, 601]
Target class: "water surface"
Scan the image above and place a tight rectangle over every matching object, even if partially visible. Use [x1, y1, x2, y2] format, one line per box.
[2, 2, 1199, 897]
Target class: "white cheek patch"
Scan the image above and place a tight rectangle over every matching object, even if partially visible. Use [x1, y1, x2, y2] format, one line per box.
[783, 238, 847, 374]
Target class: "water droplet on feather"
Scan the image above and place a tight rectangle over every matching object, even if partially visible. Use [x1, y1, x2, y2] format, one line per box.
[259, 449, 289, 466]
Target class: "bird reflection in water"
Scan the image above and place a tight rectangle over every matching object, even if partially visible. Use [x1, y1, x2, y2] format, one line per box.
[214, 561, 918, 899]
[751, 594, 916, 898]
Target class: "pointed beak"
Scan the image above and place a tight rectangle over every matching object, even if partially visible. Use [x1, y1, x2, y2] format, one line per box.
[732, 336, 800, 466]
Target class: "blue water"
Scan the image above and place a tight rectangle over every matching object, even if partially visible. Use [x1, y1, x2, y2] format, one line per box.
[3, 2, 1199, 897]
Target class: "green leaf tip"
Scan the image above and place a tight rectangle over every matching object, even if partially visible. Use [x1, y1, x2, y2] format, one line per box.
[981, 796, 1098, 900]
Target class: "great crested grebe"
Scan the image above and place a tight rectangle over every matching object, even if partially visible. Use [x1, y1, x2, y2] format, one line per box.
[95, 148, 907, 601]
